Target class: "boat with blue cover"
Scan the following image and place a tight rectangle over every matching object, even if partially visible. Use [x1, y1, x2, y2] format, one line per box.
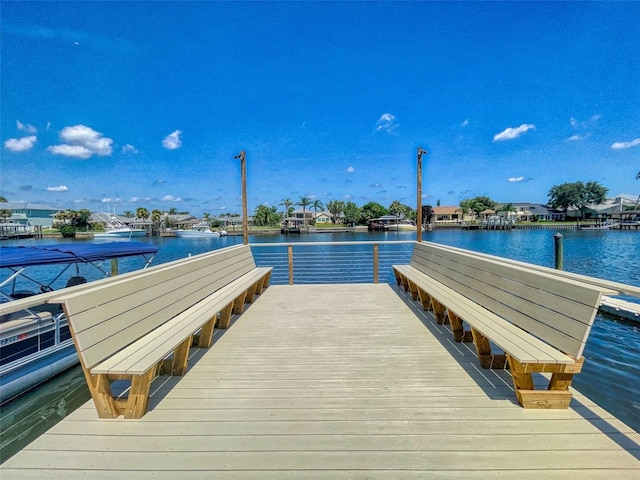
[0, 242, 157, 403]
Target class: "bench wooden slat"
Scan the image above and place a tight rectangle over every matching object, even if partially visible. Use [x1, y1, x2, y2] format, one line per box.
[393, 241, 611, 409]
[61, 245, 253, 317]
[411, 245, 602, 358]
[92, 268, 271, 375]
[422, 242, 607, 304]
[393, 265, 573, 364]
[63, 246, 255, 368]
[428, 242, 624, 296]
[411, 253, 594, 357]
[57, 244, 272, 418]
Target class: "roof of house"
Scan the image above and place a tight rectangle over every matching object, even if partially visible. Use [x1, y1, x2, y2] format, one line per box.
[0, 201, 60, 211]
[433, 206, 461, 214]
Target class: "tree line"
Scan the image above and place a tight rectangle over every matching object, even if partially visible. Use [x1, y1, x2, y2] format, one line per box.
[2, 176, 633, 233]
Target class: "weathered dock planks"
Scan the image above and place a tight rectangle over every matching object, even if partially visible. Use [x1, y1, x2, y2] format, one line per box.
[2, 283, 639, 478]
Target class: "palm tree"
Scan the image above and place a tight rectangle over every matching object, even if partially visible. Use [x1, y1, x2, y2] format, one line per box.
[297, 196, 311, 225]
[136, 207, 150, 222]
[279, 198, 294, 218]
[311, 199, 324, 223]
[0, 208, 12, 222]
[151, 209, 162, 232]
[123, 210, 134, 218]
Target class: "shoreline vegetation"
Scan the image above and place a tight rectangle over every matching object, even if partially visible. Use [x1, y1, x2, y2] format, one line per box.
[39, 221, 589, 238]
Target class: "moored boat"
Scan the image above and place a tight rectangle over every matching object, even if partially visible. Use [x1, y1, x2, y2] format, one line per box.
[173, 222, 227, 238]
[92, 212, 147, 238]
[578, 219, 620, 230]
[0, 242, 157, 403]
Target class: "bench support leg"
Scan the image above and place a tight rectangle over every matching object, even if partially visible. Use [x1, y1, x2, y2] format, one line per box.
[197, 316, 217, 348]
[407, 280, 419, 301]
[429, 297, 446, 325]
[507, 355, 584, 409]
[416, 288, 431, 312]
[233, 290, 248, 314]
[218, 302, 234, 329]
[87, 373, 120, 419]
[171, 336, 193, 376]
[258, 271, 271, 293]
[470, 328, 506, 368]
[245, 281, 259, 304]
[124, 368, 156, 419]
[447, 311, 473, 343]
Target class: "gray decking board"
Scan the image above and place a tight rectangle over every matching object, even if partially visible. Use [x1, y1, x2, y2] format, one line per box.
[2, 283, 639, 478]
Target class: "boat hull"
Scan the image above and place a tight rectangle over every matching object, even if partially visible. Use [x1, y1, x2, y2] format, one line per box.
[94, 230, 147, 238]
[0, 341, 78, 404]
[174, 231, 221, 238]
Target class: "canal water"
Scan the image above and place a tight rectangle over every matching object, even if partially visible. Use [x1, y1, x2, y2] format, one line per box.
[1, 229, 638, 461]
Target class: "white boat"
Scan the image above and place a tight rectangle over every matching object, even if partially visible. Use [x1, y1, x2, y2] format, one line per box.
[92, 212, 147, 238]
[173, 222, 227, 238]
[578, 220, 620, 230]
[0, 242, 157, 404]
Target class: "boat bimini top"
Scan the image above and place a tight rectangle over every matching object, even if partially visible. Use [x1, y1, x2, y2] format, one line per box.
[0, 241, 158, 300]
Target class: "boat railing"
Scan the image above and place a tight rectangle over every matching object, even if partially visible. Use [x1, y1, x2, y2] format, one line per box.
[250, 241, 415, 285]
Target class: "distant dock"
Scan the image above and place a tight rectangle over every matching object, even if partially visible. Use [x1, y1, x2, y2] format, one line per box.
[600, 296, 640, 323]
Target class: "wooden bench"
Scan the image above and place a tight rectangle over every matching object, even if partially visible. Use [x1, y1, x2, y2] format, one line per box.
[393, 241, 616, 409]
[52, 244, 272, 419]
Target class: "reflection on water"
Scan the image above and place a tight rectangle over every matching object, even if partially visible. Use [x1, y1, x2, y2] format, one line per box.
[0, 365, 90, 462]
[1, 229, 638, 462]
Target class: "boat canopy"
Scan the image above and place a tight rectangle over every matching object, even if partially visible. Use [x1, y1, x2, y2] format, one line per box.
[0, 242, 158, 268]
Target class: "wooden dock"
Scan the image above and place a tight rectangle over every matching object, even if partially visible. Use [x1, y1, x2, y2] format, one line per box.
[2, 284, 639, 478]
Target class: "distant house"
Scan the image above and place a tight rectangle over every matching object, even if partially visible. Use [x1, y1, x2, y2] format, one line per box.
[313, 212, 332, 224]
[291, 208, 314, 221]
[567, 194, 639, 219]
[433, 206, 463, 223]
[0, 201, 60, 227]
[499, 203, 565, 221]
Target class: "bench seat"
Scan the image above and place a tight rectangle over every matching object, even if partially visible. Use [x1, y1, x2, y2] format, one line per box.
[393, 242, 610, 409]
[393, 265, 574, 365]
[92, 267, 271, 375]
[54, 245, 272, 419]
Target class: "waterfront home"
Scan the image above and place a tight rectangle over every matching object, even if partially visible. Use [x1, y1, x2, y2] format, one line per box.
[567, 193, 639, 219]
[432, 206, 464, 224]
[497, 202, 566, 222]
[313, 211, 332, 224]
[0, 201, 60, 228]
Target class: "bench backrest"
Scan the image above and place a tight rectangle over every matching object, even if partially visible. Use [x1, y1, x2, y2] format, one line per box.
[411, 242, 604, 359]
[60, 244, 256, 369]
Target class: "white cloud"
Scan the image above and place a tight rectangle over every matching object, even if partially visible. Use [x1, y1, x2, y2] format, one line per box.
[567, 133, 591, 142]
[48, 124, 113, 158]
[4, 135, 37, 152]
[48, 144, 93, 159]
[346, 166, 355, 173]
[162, 130, 182, 150]
[47, 185, 68, 192]
[611, 138, 640, 150]
[508, 176, 525, 182]
[461, 119, 469, 127]
[375, 113, 398, 133]
[17, 120, 37, 133]
[493, 124, 536, 142]
[129, 197, 140, 202]
[161, 195, 183, 202]
[122, 144, 139, 154]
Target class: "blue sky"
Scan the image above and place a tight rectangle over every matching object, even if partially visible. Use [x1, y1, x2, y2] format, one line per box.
[2, 1, 639, 216]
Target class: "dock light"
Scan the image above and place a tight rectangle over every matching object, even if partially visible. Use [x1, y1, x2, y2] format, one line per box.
[235, 151, 249, 245]
[417, 147, 428, 243]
